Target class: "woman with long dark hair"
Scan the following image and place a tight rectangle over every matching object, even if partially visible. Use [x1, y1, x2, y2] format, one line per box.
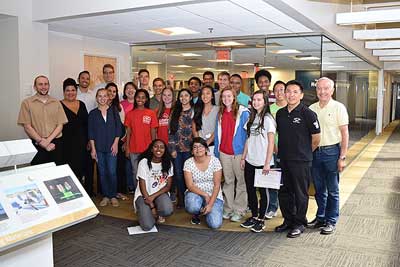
[156, 87, 175, 145]
[192, 85, 219, 151]
[168, 88, 194, 208]
[134, 139, 174, 231]
[240, 90, 276, 233]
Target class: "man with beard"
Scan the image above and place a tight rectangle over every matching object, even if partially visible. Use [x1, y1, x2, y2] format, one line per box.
[18, 75, 68, 165]
[77, 71, 96, 112]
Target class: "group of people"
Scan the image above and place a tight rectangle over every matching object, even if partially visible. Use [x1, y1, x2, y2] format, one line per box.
[17, 64, 349, 238]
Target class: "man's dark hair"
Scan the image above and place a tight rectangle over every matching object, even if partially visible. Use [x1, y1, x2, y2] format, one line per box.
[78, 71, 90, 80]
[202, 71, 214, 80]
[188, 76, 202, 85]
[230, 74, 242, 81]
[285, 80, 304, 92]
[138, 69, 150, 76]
[103, 64, 114, 73]
[255, 69, 272, 83]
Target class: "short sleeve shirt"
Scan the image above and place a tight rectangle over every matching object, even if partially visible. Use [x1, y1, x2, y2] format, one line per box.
[244, 114, 276, 166]
[133, 158, 173, 210]
[183, 156, 223, 200]
[17, 94, 68, 138]
[276, 102, 320, 162]
[309, 99, 349, 146]
[124, 108, 158, 153]
[198, 106, 219, 140]
[270, 103, 285, 145]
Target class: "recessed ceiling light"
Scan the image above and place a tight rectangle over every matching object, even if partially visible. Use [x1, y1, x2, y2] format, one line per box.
[170, 64, 192, 68]
[271, 49, 302, 54]
[169, 53, 202, 57]
[208, 59, 233, 63]
[137, 61, 162, 65]
[235, 63, 255, 66]
[198, 67, 215, 71]
[260, 66, 275, 69]
[207, 41, 245, 47]
[215, 69, 229, 72]
[147, 27, 199, 36]
[326, 65, 345, 68]
[191, 72, 205, 75]
[170, 70, 185, 73]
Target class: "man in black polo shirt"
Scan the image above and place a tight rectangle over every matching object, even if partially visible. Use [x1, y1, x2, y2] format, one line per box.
[275, 80, 321, 238]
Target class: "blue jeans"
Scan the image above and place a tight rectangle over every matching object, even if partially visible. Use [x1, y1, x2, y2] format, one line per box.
[97, 151, 117, 198]
[312, 144, 340, 225]
[125, 156, 135, 191]
[185, 192, 223, 229]
[173, 151, 191, 202]
[267, 189, 279, 213]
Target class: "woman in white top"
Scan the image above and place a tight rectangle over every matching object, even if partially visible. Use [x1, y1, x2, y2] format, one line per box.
[134, 139, 174, 231]
[183, 137, 223, 229]
[240, 90, 276, 233]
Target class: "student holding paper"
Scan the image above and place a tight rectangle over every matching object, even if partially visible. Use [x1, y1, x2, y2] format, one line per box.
[240, 90, 276, 233]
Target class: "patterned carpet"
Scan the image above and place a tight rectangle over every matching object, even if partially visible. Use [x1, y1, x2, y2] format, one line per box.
[54, 126, 400, 267]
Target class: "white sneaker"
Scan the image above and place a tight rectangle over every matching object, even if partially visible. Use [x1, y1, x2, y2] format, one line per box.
[223, 211, 232, 220]
[265, 211, 278, 219]
[99, 197, 110, 207]
[111, 197, 119, 207]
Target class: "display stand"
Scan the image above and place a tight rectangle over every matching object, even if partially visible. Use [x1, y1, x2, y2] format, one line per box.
[0, 139, 99, 267]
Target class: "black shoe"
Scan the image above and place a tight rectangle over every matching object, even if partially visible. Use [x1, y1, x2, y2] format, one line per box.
[320, 223, 336, 235]
[287, 226, 305, 238]
[251, 220, 265, 233]
[240, 217, 257, 229]
[307, 218, 326, 229]
[275, 222, 291, 233]
[191, 215, 200, 225]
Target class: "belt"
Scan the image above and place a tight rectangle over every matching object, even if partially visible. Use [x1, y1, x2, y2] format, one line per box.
[316, 143, 339, 151]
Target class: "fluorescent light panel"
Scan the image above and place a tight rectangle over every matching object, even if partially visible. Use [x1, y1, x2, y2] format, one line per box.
[170, 64, 192, 68]
[169, 53, 202, 57]
[137, 61, 162, 65]
[147, 27, 199, 36]
[234, 63, 255, 66]
[270, 49, 302, 54]
[207, 41, 245, 47]
[208, 59, 233, 62]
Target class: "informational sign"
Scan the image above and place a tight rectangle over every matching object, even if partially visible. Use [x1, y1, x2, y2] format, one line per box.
[0, 164, 98, 252]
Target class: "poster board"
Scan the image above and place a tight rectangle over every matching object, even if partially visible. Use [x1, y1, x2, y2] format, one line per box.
[0, 164, 98, 252]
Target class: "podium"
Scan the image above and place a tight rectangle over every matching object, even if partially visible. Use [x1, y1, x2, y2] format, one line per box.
[0, 139, 99, 267]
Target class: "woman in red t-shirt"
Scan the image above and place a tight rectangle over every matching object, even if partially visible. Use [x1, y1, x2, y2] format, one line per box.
[125, 89, 158, 192]
[156, 87, 175, 144]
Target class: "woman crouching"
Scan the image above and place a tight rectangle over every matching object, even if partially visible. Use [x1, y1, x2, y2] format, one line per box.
[134, 139, 174, 231]
[184, 137, 223, 229]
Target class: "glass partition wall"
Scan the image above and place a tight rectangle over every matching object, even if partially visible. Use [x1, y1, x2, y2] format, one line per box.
[131, 35, 378, 143]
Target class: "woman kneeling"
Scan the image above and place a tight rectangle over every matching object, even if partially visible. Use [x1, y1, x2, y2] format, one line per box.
[134, 139, 174, 231]
[184, 137, 223, 229]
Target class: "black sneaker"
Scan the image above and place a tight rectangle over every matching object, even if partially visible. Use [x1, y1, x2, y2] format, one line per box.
[307, 218, 326, 229]
[191, 215, 200, 225]
[251, 220, 265, 233]
[240, 217, 257, 229]
[320, 223, 336, 235]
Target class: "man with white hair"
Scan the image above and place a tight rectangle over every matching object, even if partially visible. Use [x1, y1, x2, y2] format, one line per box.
[308, 77, 349, 235]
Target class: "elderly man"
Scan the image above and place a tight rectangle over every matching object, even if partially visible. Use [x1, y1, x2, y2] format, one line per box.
[308, 77, 349, 235]
[17, 75, 68, 165]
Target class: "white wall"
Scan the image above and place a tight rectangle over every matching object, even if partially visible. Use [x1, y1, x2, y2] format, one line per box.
[0, 17, 21, 141]
[48, 31, 132, 99]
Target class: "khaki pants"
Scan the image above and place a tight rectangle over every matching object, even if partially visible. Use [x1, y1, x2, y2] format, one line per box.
[220, 152, 247, 215]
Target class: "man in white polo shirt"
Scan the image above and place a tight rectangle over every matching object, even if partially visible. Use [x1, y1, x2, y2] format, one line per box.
[309, 77, 349, 235]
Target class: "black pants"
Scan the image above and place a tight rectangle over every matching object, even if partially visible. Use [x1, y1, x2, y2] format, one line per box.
[244, 161, 268, 219]
[116, 142, 127, 194]
[278, 160, 311, 228]
[31, 138, 63, 166]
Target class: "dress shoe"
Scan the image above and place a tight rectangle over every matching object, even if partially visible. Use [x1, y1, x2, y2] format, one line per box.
[320, 224, 336, 235]
[307, 218, 326, 229]
[287, 226, 305, 238]
[275, 222, 291, 233]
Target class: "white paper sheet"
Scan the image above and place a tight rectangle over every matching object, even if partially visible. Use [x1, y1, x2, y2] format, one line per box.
[254, 169, 282, 189]
[127, 225, 158, 235]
